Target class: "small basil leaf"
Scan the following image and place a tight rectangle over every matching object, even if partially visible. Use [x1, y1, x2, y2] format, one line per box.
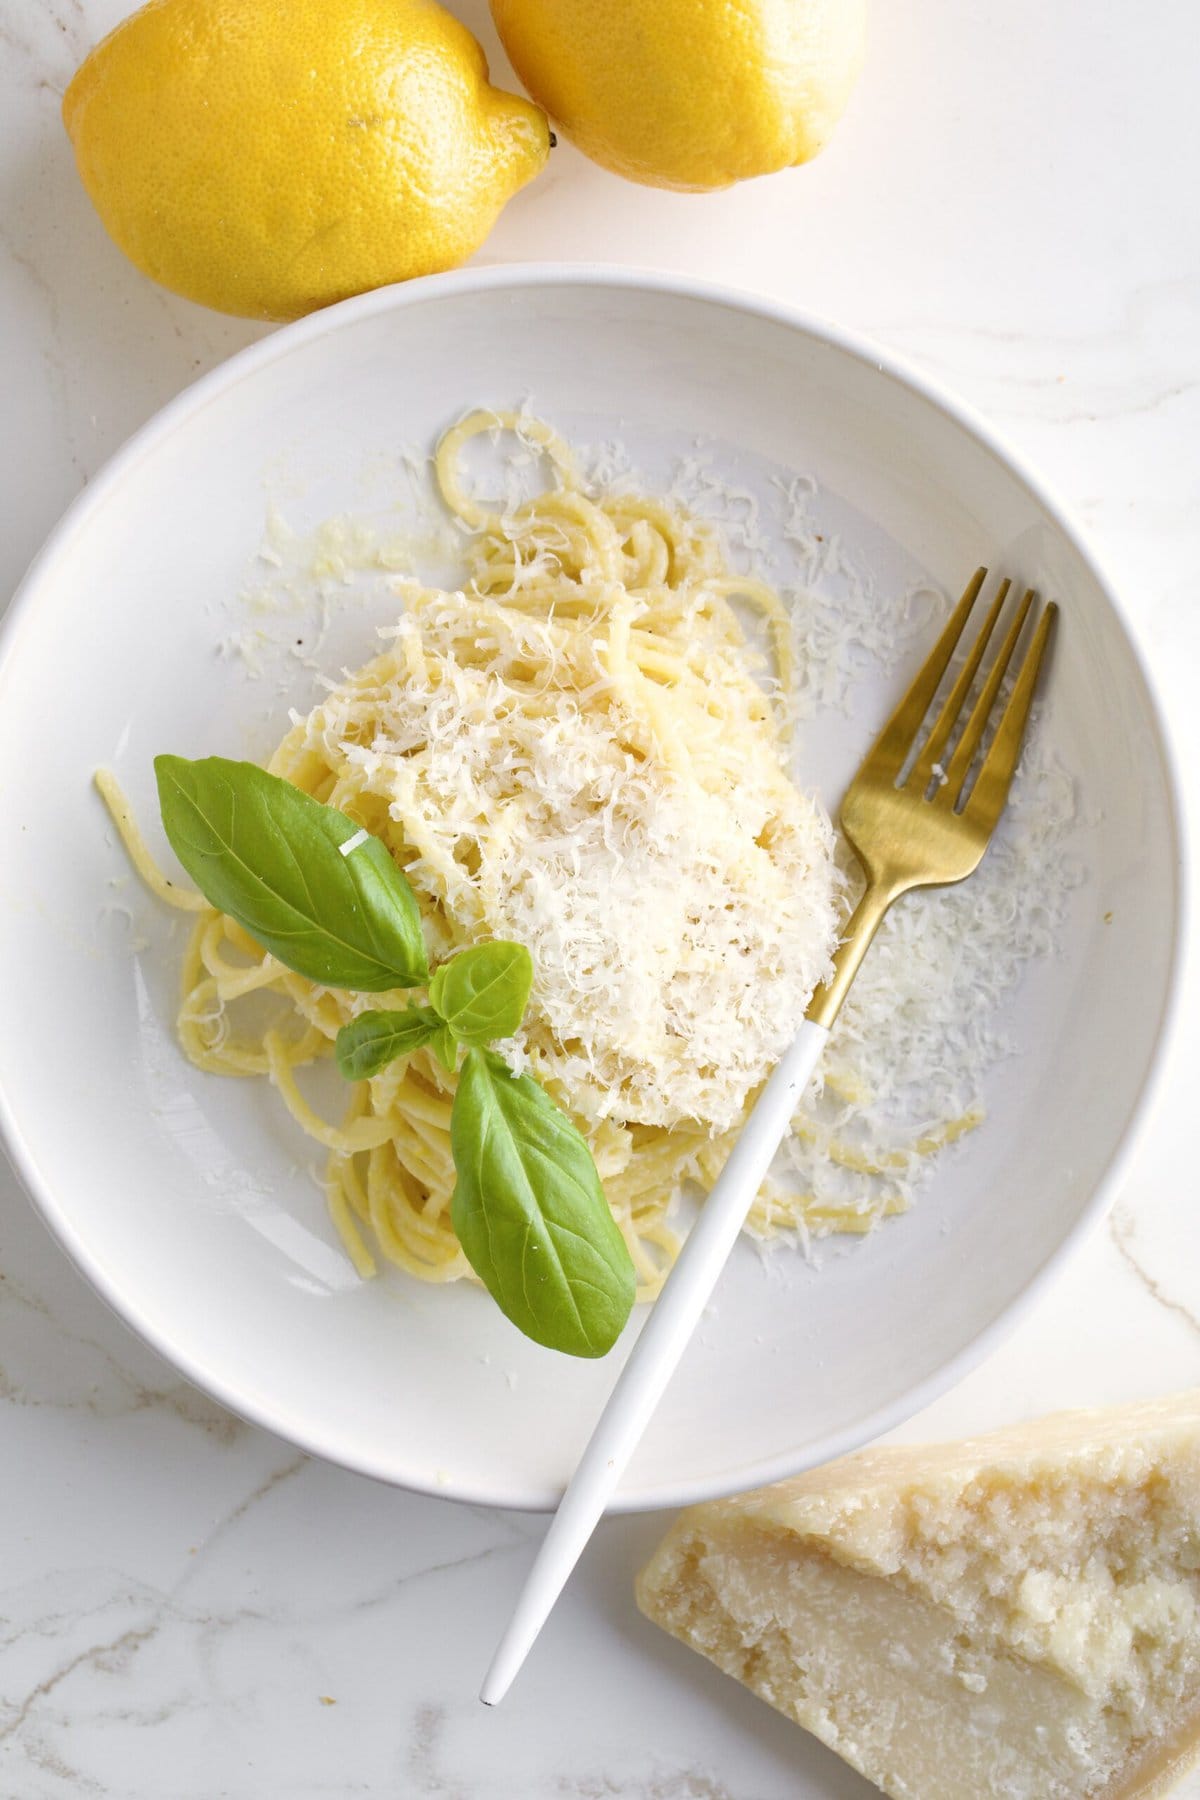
[155, 755, 428, 991]
[431, 1023, 459, 1075]
[336, 1007, 442, 1080]
[450, 1048, 635, 1358]
[428, 941, 533, 1045]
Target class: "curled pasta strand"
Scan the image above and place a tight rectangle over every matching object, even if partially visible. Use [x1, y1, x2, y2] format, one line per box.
[95, 769, 209, 911]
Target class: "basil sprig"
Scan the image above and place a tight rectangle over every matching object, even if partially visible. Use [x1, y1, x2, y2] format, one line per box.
[156, 756, 428, 990]
[451, 1050, 635, 1358]
[155, 754, 635, 1357]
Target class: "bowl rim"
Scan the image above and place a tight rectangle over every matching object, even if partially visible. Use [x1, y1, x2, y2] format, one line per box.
[0, 261, 1188, 1512]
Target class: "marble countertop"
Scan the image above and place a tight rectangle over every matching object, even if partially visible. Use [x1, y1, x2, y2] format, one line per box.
[3, 0, 1200, 1792]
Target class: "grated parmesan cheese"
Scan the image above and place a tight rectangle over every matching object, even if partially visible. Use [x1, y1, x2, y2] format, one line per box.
[302, 586, 840, 1135]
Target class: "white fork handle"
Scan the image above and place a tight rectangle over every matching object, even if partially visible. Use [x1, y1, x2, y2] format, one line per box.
[480, 1017, 830, 1706]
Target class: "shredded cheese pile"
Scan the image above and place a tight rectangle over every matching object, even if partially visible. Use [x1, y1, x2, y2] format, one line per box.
[301, 584, 837, 1134]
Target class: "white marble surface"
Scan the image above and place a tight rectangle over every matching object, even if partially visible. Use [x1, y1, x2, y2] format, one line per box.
[2, 0, 1200, 1792]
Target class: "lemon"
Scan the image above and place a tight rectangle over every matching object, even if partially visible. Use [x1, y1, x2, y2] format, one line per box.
[63, 0, 550, 321]
[490, 0, 865, 192]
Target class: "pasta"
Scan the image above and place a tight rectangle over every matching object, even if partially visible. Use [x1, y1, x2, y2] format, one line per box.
[103, 411, 981, 1300]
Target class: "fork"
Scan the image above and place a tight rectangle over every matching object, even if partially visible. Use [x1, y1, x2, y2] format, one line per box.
[481, 568, 1058, 1705]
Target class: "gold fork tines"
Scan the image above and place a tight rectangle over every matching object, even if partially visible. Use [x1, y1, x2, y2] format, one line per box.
[808, 567, 1058, 1029]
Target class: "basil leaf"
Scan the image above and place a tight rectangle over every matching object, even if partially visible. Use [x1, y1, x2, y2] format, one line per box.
[429, 941, 533, 1045]
[155, 755, 428, 991]
[430, 1022, 459, 1075]
[335, 1007, 442, 1080]
[450, 1048, 635, 1358]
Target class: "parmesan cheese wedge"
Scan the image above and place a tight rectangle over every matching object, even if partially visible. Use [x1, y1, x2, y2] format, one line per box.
[637, 1394, 1200, 1799]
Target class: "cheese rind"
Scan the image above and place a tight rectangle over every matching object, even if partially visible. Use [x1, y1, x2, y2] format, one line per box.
[636, 1394, 1200, 1800]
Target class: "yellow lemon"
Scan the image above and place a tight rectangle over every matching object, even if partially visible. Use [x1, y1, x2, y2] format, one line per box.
[63, 0, 550, 321]
[490, 0, 865, 192]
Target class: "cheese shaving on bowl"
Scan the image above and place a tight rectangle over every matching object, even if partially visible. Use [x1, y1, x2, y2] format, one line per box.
[765, 720, 1078, 1242]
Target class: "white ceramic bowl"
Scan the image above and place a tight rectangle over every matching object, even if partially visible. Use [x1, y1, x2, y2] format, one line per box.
[0, 268, 1182, 1510]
